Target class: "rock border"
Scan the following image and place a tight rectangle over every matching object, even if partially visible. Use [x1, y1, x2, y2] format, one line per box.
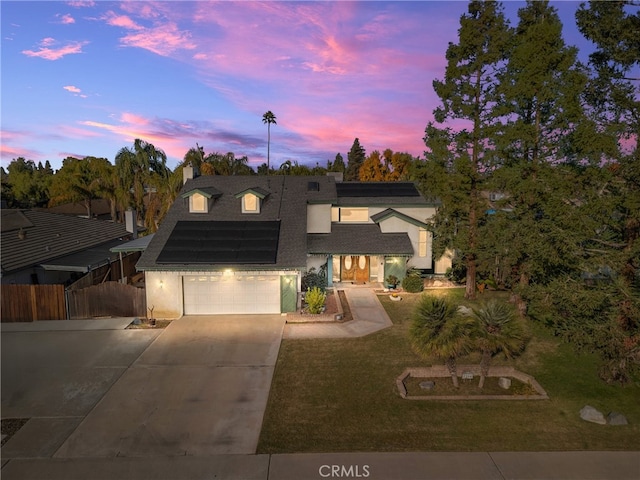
[397, 365, 549, 400]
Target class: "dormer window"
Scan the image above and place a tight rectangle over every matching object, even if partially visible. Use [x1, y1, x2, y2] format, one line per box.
[243, 193, 259, 213]
[190, 193, 207, 213]
[235, 187, 269, 215]
[181, 187, 222, 214]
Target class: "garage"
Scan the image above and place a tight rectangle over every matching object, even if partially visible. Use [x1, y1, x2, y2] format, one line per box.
[183, 274, 281, 314]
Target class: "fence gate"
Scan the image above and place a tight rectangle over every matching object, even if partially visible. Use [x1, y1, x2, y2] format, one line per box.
[67, 282, 146, 319]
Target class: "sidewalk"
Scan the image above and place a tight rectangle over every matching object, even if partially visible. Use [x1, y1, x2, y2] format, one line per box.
[283, 286, 392, 339]
[2, 451, 638, 479]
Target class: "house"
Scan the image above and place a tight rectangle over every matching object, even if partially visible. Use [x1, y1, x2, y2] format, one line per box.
[137, 169, 451, 317]
[1, 208, 135, 285]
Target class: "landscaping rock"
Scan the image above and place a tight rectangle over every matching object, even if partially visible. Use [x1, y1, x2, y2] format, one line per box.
[457, 306, 472, 316]
[419, 381, 435, 391]
[607, 412, 628, 426]
[498, 377, 512, 390]
[580, 405, 607, 425]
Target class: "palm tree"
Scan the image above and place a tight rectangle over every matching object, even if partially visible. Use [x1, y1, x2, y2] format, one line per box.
[409, 295, 474, 387]
[262, 110, 277, 172]
[472, 300, 526, 388]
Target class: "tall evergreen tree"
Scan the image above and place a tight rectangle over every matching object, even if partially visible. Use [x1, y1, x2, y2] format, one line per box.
[493, 0, 590, 291]
[422, 0, 511, 299]
[345, 138, 366, 181]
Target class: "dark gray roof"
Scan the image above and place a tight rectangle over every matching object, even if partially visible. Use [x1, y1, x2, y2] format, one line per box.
[308, 224, 413, 255]
[138, 175, 337, 271]
[40, 239, 125, 273]
[1, 209, 131, 275]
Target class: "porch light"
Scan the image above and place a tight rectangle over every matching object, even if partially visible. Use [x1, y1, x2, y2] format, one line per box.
[223, 269, 233, 276]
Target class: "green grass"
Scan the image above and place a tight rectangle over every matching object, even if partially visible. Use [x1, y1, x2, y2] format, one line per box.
[257, 289, 640, 453]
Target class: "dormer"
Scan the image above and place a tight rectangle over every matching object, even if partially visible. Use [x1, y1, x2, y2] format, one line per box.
[181, 187, 222, 214]
[234, 187, 270, 214]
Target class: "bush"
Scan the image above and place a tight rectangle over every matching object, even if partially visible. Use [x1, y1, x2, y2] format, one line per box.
[445, 260, 466, 284]
[305, 287, 327, 314]
[302, 267, 327, 292]
[402, 275, 424, 293]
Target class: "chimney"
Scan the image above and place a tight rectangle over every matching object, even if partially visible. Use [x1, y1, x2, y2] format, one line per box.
[326, 172, 343, 182]
[125, 209, 138, 239]
[183, 165, 194, 185]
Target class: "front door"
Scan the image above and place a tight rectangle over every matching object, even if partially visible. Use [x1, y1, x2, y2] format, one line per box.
[340, 255, 369, 283]
[355, 255, 370, 283]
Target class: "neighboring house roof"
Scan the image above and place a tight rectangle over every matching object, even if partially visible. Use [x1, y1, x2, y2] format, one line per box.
[1, 209, 131, 275]
[370, 208, 431, 229]
[138, 175, 338, 271]
[308, 225, 413, 255]
[110, 234, 155, 253]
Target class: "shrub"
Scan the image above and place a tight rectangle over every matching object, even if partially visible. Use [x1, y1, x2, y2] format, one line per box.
[302, 267, 327, 292]
[402, 275, 424, 293]
[305, 287, 327, 314]
[445, 260, 466, 284]
[386, 275, 399, 287]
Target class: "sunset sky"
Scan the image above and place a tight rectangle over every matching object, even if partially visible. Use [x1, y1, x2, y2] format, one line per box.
[1, 1, 594, 171]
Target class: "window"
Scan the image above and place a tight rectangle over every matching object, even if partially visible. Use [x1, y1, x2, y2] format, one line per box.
[243, 193, 259, 213]
[335, 207, 368, 223]
[419, 228, 428, 257]
[190, 193, 207, 213]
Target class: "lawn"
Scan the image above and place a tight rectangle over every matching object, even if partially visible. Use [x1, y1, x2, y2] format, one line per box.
[257, 289, 640, 453]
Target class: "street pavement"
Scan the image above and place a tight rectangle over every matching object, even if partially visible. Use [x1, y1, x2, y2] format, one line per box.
[2, 288, 638, 479]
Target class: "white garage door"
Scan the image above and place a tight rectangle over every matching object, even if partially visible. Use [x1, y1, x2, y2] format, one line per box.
[183, 275, 281, 314]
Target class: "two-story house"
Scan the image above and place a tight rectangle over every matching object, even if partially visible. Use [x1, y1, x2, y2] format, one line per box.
[136, 169, 451, 318]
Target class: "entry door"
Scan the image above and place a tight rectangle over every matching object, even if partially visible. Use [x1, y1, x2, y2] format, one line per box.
[340, 255, 370, 283]
[355, 255, 370, 283]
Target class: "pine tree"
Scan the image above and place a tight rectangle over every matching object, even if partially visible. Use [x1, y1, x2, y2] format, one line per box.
[345, 138, 366, 181]
[493, 0, 590, 291]
[422, 0, 511, 299]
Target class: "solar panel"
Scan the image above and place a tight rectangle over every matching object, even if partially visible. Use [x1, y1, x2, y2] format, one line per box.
[157, 221, 280, 264]
[335, 182, 420, 197]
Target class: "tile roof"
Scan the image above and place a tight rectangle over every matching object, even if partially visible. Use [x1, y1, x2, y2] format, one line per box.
[1, 209, 131, 275]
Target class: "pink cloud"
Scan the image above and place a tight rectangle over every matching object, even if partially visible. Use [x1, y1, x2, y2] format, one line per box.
[22, 38, 88, 60]
[102, 11, 143, 30]
[63, 85, 81, 93]
[120, 23, 196, 56]
[67, 1, 96, 7]
[56, 13, 75, 24]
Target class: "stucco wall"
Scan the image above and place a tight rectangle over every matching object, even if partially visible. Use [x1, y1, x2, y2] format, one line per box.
[376, 217, 432, 269]
[307, 204, 332, 233]
[434, 249, 454, 275]
[145, 271, 183, 319]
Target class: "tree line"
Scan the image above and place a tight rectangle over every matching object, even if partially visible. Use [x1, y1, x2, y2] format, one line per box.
[0, 135, 413, 231]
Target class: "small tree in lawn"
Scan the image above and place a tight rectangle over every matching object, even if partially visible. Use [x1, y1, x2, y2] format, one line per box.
[409, 295, 474, 388]
[472, 300, 526, 388]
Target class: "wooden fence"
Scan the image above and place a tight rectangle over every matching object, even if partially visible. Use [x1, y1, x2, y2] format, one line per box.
[67, 281, 146, 320]
[1, 284, 66, 322]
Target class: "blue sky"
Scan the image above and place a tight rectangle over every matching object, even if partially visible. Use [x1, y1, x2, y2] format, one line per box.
[1, 1, 595, 171]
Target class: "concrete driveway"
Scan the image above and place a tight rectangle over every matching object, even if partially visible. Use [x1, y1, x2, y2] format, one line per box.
[2, 315, 285, 459]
